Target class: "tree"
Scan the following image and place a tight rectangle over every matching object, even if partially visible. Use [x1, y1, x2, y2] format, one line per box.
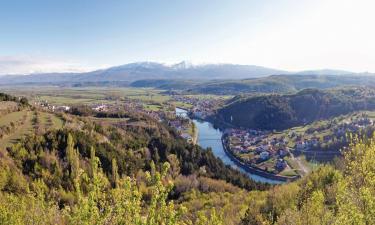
[335, 135, 375, 225]
[90, 146, 99, 179]
[66, 133, 80, 181]
[167, 154, 180, 179]
[111, 158, 119, 188]
[300, 190, 333, 225]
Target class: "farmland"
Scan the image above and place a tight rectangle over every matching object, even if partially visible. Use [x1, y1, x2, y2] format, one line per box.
[2, 86, 170, 104]
[0, 109, 64, 150]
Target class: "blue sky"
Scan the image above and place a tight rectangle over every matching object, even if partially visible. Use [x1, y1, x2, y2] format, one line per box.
[1, 0, 375, 74]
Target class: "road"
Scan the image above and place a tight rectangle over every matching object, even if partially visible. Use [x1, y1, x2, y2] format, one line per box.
[290, 153, 310, 176]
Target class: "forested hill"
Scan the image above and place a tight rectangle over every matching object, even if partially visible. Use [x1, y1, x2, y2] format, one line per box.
[0, 94, 269, 223]
[216, 87, 375, 130]
[130, 74, 375, 95]
[0, 97, 265, 194]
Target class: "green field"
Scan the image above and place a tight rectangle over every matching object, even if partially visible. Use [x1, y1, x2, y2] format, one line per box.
[3, 87, 171, 105]
[39, 112, 64, 129]
[89, 117, 130, 123]
[0, 110, 27, 126]
[0, 110, 32, 149]
[3, 86, 228, 115]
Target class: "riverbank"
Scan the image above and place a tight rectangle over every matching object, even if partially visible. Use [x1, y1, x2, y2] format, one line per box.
[190, 123, 198, 145]
[176, 107, 284, 184]
[221, 135, 300, 182]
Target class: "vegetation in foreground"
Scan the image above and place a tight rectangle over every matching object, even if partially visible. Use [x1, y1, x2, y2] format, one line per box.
[0, 93, 263, 224]
[241, 134, 375, 225]
[1, 128, 375, 224]
[0, 92, 375, 224]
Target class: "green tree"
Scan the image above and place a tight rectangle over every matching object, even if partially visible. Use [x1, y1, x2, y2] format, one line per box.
[335, 135, 375, 225]
[66, 133, 80, 180]
[111, 158, 119, 188]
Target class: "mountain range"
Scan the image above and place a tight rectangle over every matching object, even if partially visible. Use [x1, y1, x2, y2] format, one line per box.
[0, 61, 360, 86]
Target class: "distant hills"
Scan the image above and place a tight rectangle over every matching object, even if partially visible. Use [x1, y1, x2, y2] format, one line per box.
[0, 61, 366, 86]
[131, 75, 375, 95]
[294, 69, 353, 76]
[0, 62, 287, 85]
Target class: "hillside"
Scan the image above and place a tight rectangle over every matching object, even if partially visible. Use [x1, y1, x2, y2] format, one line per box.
[0, 93, 270, 223]
[215, 87, 375, 130]
[0, 93, 375, 224]
[130, 74, 375, 95]
[240, 136, 375, 225]
[0, 93, 65, 149]
[1, 116, 374, 224]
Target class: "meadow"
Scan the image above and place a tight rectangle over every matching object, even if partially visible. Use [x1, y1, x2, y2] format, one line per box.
[0, 109, 64, 149]
[2, 86, 177, 112]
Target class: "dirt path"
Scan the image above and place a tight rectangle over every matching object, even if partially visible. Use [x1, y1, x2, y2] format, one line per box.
[290, 153, 310, 176]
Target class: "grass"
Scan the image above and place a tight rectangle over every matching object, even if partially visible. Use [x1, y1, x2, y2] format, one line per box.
[38, 96, 100, 105]
[4, 86, 229, 117]
[0, 111, 28, 126]
[285, 157, 298, 169]
[4, 86, 172, 106]
[298, 155, 318, 171]
[39, 112, 64, 129]
[184, 94, 233, 100]
[172, 101, 193, 109]
[89, 117, 130, 123]
[143, 104, 163, 111]
[0, 111, 65, 150]
[51, 114, 64, 128]
[0, 111, 33, 149]
[279, 169, 299, 177]
[127, 94, 170, 103]
[0, 102, 18, 112]
[284, 156, 313, 176]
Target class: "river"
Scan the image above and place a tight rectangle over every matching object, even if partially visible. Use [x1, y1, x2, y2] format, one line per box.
[176, 108, 282, 184]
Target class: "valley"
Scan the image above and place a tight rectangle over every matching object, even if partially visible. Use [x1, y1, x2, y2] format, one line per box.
[3, 1, 375, 223]
[4, 85, 375, 183]
[1, 84, 375, 224]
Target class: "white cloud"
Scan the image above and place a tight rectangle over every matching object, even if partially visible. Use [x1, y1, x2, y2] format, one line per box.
[0, 56, 96, 75]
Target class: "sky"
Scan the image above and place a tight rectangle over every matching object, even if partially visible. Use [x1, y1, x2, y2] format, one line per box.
[1, 0, 375, 74]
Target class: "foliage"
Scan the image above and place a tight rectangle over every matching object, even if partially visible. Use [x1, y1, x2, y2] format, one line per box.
[241, 134, 375, 224]
[7, 111, 265, 191]
[218, 87, 375, 130]
[0, 137, 225, 224]
[0, 92, 29, 106]
[130, 75, 375, 95]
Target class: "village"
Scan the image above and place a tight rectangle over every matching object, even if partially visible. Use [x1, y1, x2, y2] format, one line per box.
[223, 112, 375, 177]
[35, 93, 375, 177]
[223, 128, 293, 176]
[171, 95, 225, 120]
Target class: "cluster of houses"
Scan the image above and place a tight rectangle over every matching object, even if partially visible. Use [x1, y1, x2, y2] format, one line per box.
[290, 133, 320, 151]
[36, 101, 71, 112]
[224, 128, 289, 172]
[335, 117, 374, 136]
[171, 95, 201, 106]
[291, 115, 375, 151]
[190, 99, 220, 119]
[172, 95, 223, 119]
[92, 103, 108, 112]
